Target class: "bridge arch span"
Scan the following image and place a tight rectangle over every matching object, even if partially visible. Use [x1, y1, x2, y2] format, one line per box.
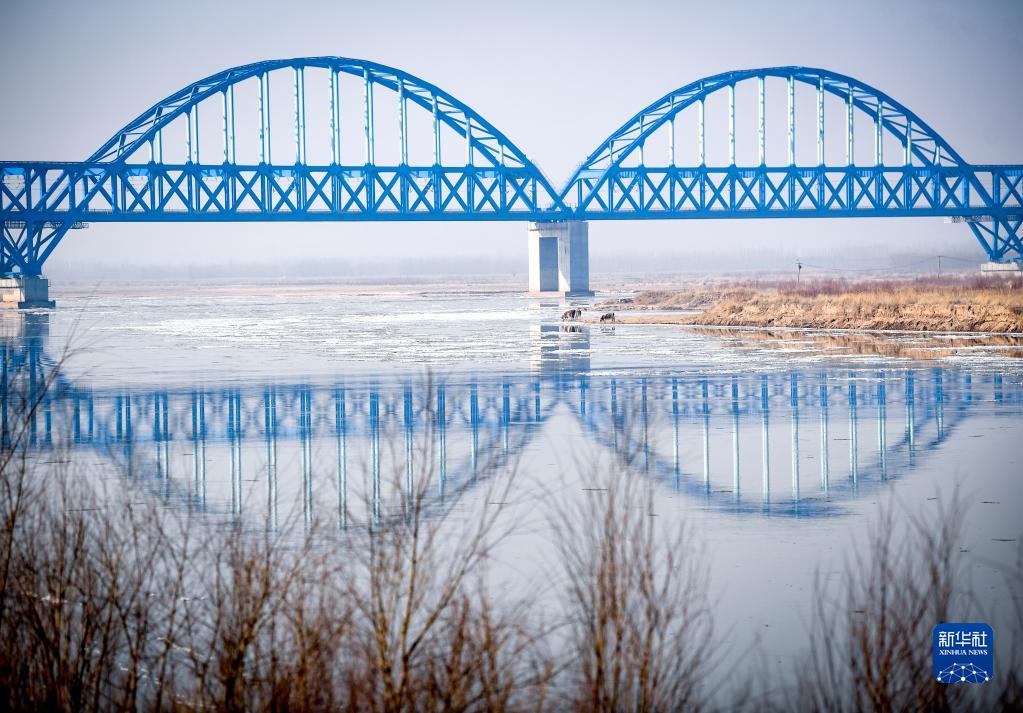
[89, 56, 557, 187]
[565, 66, 965, 185]
[560, 66, 1021, 262]
[0, 57, 565, 276]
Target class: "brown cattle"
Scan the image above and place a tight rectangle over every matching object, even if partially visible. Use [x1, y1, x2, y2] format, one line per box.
[561, 308, 582, 320]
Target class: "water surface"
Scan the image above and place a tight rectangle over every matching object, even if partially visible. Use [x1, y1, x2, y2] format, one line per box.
[5, 281, 1022, 676]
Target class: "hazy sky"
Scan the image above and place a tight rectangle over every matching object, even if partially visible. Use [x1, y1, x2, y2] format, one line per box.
[2, 0, 1021, 277]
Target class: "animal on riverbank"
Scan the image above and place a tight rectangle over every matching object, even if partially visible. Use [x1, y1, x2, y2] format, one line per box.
[599, 312, 615, 323]
[561, 308, 582, 320]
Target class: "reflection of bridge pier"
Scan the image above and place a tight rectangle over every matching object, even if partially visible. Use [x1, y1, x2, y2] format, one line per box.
[1, 312, 50, 447]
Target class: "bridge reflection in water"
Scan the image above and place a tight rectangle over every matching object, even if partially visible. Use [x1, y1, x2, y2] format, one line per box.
[4, 312, 1022, 524]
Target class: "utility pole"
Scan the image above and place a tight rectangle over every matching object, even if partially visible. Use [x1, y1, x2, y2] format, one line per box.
[937, 255, 942, 276]
[797, 260, 803, 283]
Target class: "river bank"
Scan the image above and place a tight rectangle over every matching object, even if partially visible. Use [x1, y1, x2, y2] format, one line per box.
[594, 276, 1023, 333]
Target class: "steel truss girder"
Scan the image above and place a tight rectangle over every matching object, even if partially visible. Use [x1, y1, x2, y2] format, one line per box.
[566, 165, 1023, 218]
[6, 163, 1021, 220]
[0, 163, 555, 222]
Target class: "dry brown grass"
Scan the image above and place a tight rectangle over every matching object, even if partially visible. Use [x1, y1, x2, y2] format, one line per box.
[597, 275, 1023, 332]
[552, 469, 713, 712]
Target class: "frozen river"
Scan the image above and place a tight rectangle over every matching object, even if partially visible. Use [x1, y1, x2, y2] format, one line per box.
[4, 279, 1022, 692]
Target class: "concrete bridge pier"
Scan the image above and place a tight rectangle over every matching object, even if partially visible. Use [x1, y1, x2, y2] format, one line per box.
[0, 276, 55, 309]
[527, 220, 593, 296]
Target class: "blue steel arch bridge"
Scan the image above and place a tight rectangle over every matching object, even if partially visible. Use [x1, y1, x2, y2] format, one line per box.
[1, 58, 1022, 293]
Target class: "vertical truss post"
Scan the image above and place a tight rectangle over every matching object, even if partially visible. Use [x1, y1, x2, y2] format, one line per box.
[465, 114, 474, 210]
[152, 124, 163, 163]
[293, 66, 306, 165]
[329, 68, 341, 163]
[329, 68, 341, 164]
[398, 78, 408, 164]
[432, 94, 441, 210]
[259, 72, 271, 164]
[816, 76, 824, 165]
[669, 107, 676, 166]
[728, 83, 735, 166]
[904, 118, 912, 166]
[432, 94, 441, 165]
[222, 86, 236, 164]
[875, 99, 883, 166]
[787, 75, 795, 165]
[362, 69, 374, 165]
[697, 98, 705, 166]
[220, 92, 228, 163]
[757, 76, 765, 165]
[186, 105, 197, 164]
[638, 116, 645, 166]
[846, 86, 854, 166]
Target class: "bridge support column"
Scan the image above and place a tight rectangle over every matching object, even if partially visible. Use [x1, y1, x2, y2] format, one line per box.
[527, 220, 592, 296]
[0, 276, 55, 309]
